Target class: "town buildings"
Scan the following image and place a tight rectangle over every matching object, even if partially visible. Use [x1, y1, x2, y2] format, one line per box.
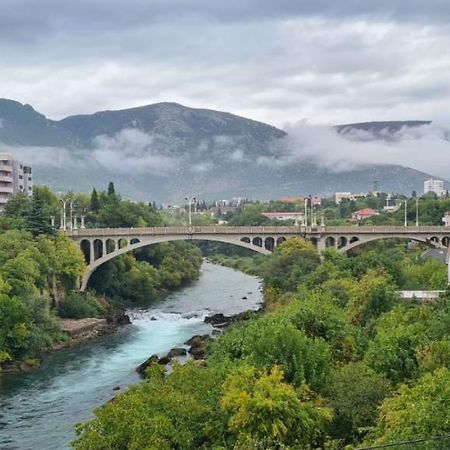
[334, 192, 367, 204]
[262, 212, 305, 222]
[0, 152, 33, 213]
[424, 179, 445, 197]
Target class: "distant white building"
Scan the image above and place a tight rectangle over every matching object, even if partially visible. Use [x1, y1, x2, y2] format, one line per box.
[443, 212, 450, 227]
[334, 192, 367, 204]
[424, 179, 445, 197]
[0, 152, 33, 213]
[262, 212, 305, 222]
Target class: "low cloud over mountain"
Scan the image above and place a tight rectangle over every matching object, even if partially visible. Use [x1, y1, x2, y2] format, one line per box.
[0, 99, 447, 201]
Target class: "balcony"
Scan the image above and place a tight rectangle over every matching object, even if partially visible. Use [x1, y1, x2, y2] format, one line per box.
[0, 163, 13, 172]
[0, 175, 13, 183]
[0, 186, 13, 194]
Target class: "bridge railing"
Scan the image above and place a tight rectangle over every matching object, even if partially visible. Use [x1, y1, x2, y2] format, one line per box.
[67, 225, 450, 238]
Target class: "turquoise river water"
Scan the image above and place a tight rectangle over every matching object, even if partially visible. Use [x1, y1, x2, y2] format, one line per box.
[0, 262, 262, 450]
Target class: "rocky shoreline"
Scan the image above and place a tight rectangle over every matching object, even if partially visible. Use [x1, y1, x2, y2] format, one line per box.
[136, 307, 262, 377]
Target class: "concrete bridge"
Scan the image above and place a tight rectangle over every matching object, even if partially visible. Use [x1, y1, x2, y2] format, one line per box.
[67, 225, 450, 291]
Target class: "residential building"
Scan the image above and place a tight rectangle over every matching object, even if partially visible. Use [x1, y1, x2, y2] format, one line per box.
[311, 196, 322, 207]
[424, 179, 445, 197]
[262, 212, 305, 222]
[279, 196, 305, 204]
[351, 208, 377, 221]
[334, 192, 367, 204]
[443, 212, 450, 227]
[0, 152, 33, 213]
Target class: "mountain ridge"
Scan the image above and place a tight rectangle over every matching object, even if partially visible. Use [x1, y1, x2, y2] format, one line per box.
[0, 98, 445, 201]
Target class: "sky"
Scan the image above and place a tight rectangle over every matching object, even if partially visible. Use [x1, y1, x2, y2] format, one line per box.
[1, 0, 450, 127]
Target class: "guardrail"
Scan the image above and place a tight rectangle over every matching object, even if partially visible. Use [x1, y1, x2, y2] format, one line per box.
[68, 225, 450, 238]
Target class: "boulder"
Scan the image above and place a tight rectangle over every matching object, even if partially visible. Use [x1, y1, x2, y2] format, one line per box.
[204, 313, 232, 326]
[136, 354, 159, 376]
[186, 334, 210, 360]
[167, 347, 187, 358]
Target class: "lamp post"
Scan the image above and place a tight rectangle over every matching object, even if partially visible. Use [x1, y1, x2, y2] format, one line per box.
[69, 200, 74, 231]
[416, 197, 419, 227]
[404, 199, 408, 227]
[59, 199, 67, 230]
[304, 197, 308, 227]
[184, 196, 196, 226]
[59, 197, 72, 231]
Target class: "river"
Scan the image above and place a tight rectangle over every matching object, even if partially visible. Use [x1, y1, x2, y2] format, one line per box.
[0, 262, 262, 450]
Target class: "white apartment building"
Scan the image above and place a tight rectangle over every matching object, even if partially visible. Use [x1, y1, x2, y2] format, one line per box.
[424, 179, 445, 197]
[334, 192, 367, 204]
[0, 152, 33, 213]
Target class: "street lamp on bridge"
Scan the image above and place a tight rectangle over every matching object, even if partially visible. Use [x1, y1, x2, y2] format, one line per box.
[184, 196, 196, 226]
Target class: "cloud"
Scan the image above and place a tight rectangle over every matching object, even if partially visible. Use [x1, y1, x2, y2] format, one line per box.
[189, 162, 213, 173]
[279, 121, 450, 178]
[0, 2, 449, 130]
[91, 129, 178, 174]
[229, 149, 245, 161]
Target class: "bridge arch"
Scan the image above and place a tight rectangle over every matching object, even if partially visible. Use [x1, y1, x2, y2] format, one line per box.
[78, 234, 272, 291]
[339, 235, 445, 254]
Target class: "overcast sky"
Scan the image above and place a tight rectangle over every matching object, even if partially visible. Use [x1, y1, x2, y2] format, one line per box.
[1, 0, 450, 127]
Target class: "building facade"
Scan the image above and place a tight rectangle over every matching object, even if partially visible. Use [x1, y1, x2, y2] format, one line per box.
[0, 153, 33, 213]
[424, 179, 445, 197]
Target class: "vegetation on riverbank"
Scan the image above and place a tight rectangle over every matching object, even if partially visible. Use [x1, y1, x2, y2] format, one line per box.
[72, 237, 450, 449]
[0, 183, 202, 370]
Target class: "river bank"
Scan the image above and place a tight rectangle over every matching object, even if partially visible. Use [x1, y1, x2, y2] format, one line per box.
[0, 262, 263, 450]
[0, 308, 132, 374]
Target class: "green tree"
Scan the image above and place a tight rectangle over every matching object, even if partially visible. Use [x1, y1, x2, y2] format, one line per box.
[107, 181, 116, 196]
[72, 362, 224, 450]
[26, 195, 56, 236]
[221, 365, 332, 449]
[90, 188, 100, 213]
[325, 362, 392, 443]
[366, 368, 450, 446]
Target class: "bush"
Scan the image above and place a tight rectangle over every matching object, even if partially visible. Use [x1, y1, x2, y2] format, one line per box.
[58, 292, 106, 319]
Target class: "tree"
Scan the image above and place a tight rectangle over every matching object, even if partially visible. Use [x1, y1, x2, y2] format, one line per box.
[364, 304, 437, 384]
[209, 316, 331, 391]
[345, 270, 397, 326]
[25, 195, 56, 237]
[90, 188, 100, 213]
[3, 192, 31, 224]
[107, 181, 116, 196]
[72, 362, 224, 450]
[325, 362, 392, 443]
[366, 368, 450, 446]
[263, 238, 321, 292]
[221, 365, 332, 449]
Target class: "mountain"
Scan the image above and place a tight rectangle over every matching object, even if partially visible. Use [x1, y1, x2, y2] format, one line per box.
[0, 99, 445, 201]
[0, 99, 77, 147]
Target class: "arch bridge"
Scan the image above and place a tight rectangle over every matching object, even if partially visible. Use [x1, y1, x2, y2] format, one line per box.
[67, 225, 450, 291]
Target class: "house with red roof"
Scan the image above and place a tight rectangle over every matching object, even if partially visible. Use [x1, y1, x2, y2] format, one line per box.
[351, 208, 377, 221]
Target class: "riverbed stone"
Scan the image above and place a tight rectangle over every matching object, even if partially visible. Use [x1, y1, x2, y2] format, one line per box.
[167, 347, 187, 358]
[136, 354, 159, 376]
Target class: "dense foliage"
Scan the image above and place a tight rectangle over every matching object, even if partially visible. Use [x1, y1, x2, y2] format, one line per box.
[73, 235, 450, 449]
[0, 183, 203, 366]
[0, 229, 84, 364]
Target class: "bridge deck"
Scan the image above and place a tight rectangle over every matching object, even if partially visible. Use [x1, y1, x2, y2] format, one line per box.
[68, 225, 450, 238]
